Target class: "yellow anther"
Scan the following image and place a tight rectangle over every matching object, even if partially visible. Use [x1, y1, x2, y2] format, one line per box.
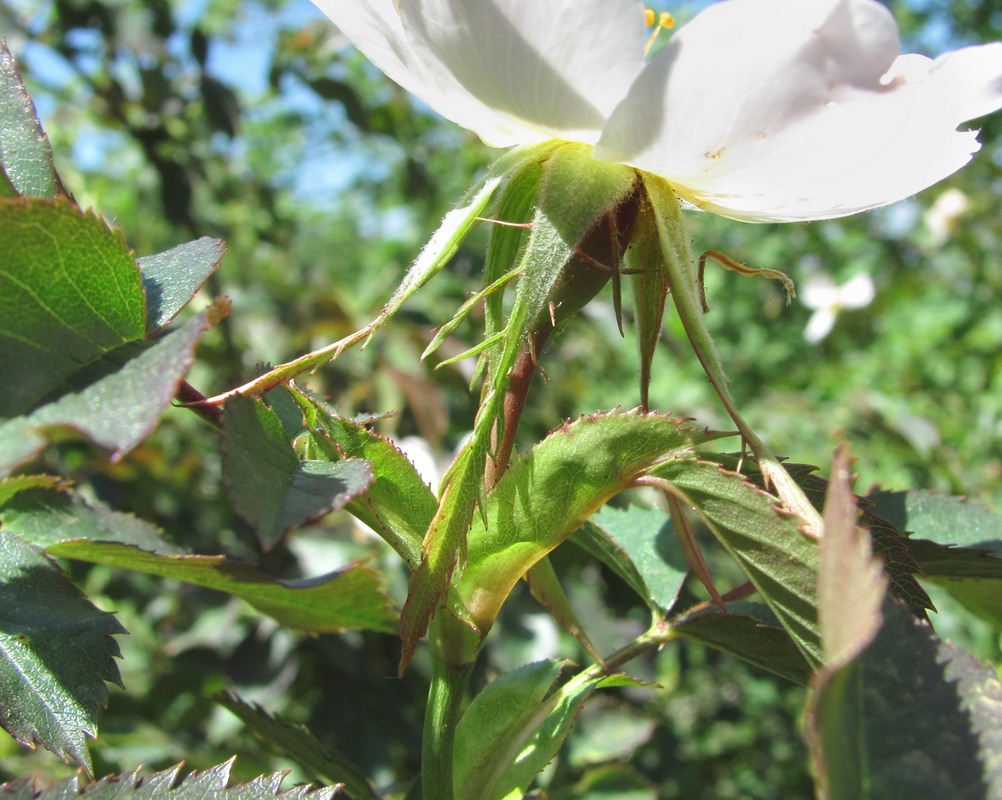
[644, 8, 675, 57]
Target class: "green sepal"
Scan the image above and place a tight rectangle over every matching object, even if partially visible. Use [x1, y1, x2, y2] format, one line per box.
[398, 144, 639, 672]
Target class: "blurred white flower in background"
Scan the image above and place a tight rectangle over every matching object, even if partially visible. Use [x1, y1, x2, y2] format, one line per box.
[923, 187, 971, 246]
[801, 273, 876, 343]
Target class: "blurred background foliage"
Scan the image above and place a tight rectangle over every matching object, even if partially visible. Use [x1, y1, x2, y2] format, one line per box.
[1, 0, 1000, 796]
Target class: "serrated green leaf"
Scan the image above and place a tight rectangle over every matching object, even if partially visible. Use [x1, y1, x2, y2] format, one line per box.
[806, 600, 1002, 800]
[215, 693, 377, 800]
[223, 396, 374, 550]
[0, 198, 145, 419]
[0, 313, 210, 477]
[138, 236, 225, 332]
[671, 602, 813, 685]
[291, 387, 433, 570]
[458, 412, 719, 636]
[869, 490, 1002, 555]
[45, 541, 397, 634]
[870, 490, 1002, 625]
[0, 487, 181, 554]
[0, 474, 64, 506]
[0, 532, 124, 775]
[717, 457, 932, 616]
[649, 457, 823, 668]
[0, 759, 340, 799]
[0, 45, 61, 199]
[583, 505, 688, 613]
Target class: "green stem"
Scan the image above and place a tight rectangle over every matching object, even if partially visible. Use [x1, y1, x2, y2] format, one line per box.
[422, 639, 476, 800]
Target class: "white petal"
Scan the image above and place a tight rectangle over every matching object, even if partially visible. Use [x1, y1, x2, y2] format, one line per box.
[397, 0, 647, 146]
[804, 309, 836, 343]
[310, 2, 458, 129]
[839, 273, 875, 308]
[312, 0, 647, 148]
[801, 275, 839, 310]
[597, 0, 1002, 222]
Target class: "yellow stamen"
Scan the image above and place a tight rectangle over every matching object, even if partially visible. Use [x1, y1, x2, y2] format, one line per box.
[644, 8, 676, 57]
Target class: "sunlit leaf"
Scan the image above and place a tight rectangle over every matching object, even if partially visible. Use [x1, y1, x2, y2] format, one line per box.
[0, 759, 339, 799]
[46, 541, 397, 634]
[0, 44, 61, 198]
[0, 198, 145, 419]
[458, 411, 719, 637]
[223, 396, 373, 550]
[139, 236, 225, 332]
[870, 489, 1002, 625]
[0, 487, 181, 554]
[578, 505, 688, 614]
[0, 532, 124, 775]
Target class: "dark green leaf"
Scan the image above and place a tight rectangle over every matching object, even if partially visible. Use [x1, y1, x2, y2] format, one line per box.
[0, 45, 61, 198]
[806, 600, 1002, 800]
[871, 490, 1002, 625]
[138, 236, 225, 332]
[292, 386, 434, 570]
[0, 487, 181, 554]
[722, 458, 932, 616]
[0, 532, 124, 775]
[0, 759, 339, 799]
[0, 313, 210, 477]
[223, 396, 374, 550]
[45, 540, 397, 634]
[0, 198, 145, 418]
[215, 693, 377, 800]
[671, 602, 813, 685]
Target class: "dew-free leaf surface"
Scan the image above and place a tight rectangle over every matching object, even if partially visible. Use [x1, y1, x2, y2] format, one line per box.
[0, 532, 124, 775]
